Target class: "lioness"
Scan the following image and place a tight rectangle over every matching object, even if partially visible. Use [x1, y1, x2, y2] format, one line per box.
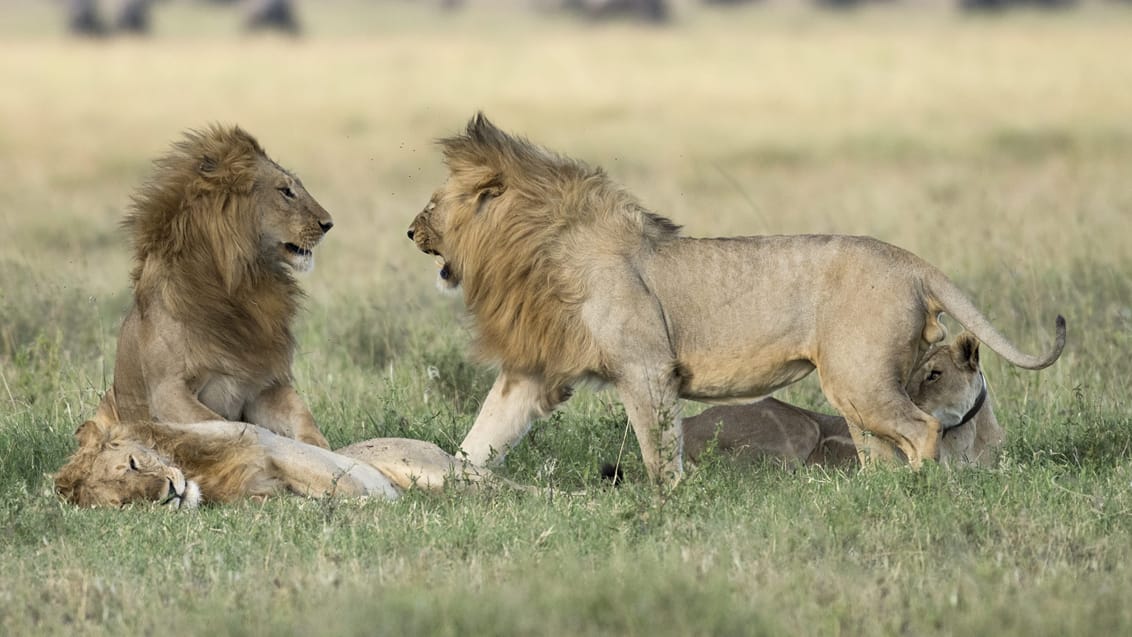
[99, 125, 333, 448]
[53, 418, 508, 508]
[682, 332, 1002, 469]
[408, 114, 1065, 486]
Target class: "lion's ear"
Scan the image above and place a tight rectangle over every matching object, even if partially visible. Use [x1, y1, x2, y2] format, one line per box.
[475, 178, 505, 212]
[467, 112, 499, 139]
[954, 332, 981, 371]
[74, 419, 108, 448]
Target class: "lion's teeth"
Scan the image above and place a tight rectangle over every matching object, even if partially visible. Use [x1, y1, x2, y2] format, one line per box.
[435, 256, 445, 268]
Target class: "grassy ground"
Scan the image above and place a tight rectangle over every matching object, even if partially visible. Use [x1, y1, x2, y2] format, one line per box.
[2, 1, 1131, 634]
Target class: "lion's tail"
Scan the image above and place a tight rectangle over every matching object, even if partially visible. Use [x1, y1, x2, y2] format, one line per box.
[924, 269, 1066, 370]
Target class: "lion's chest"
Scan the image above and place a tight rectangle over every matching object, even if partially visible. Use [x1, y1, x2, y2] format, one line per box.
[198, 375, 264, 421]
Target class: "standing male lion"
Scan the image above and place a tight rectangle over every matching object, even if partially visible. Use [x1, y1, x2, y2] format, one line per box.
[408, 114, 1065, 487]
[98, 125, 334, 448]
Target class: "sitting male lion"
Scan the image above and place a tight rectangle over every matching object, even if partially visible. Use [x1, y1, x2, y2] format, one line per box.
[407, 114, 1065, 486]
[682, 332, 1003, 469]
[52, 418, 505, 508]
[97, 125, 333, 448]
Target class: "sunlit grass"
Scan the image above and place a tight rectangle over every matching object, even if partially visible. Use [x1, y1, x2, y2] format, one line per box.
[1, 2, 1131, 634]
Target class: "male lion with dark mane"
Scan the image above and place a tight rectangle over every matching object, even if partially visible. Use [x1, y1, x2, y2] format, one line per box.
[408, 114, 1065, 486]
[97, 125, 333, 448]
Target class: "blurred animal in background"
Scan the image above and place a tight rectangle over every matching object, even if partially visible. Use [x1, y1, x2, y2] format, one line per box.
[245, 0, 301, 35]
[561, 0, 669, 23]
[115, 0, 153, 33]
[64, 0, 303, 37]
[681, 333, 1003, 470]
[959, 0, 1077, 10]
[66, 0, 107, 36]
[64, 0, 1093, 38]
[97, 124, 334, 449]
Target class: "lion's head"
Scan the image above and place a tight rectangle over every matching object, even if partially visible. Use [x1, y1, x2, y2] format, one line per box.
[908, 332, 1003, 465]
[906, 332, 985, 431]
[53, 419, 201, 509]
[52, 418, 288, 508]
[126, 125, 333, 293]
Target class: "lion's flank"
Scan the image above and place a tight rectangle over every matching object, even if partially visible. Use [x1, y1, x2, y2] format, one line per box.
[435, 114, 682, 386]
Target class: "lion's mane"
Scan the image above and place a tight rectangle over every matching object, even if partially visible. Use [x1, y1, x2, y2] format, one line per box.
[438, 115, 681, 389]
[124, 125, 299, 381]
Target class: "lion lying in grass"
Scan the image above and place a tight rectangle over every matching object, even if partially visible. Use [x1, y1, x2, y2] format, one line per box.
[682, 333, 1002, 469]
[52, 418, 504, 508]
[98, 125, 334, 449]
[408, 114, 1065, 486]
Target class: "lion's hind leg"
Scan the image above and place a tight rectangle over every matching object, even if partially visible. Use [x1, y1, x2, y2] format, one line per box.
[245, 383, 330, 450]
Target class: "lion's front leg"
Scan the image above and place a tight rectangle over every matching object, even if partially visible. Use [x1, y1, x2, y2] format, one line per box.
[616, 365, 684, 488]
[459, 371, 558, 467]
[842, 419, 904, 466]
[148, 377, 227, 424]
[244, 383, 330, 449]
[254, 430, 401, 500]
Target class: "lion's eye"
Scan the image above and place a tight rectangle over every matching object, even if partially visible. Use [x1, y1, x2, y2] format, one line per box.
[128, 456, 140, 471]
[279, 186, 297, 199]
[926, 370, 942, 383]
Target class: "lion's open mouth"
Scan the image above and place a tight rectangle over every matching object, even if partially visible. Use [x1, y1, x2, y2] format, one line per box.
[281, 242, 316, 273]
[284, 242, 313, 258]
[435, 256, 460, 290]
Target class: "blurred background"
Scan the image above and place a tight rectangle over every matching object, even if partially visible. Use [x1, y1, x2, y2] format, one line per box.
[1, 0, 1130, 423]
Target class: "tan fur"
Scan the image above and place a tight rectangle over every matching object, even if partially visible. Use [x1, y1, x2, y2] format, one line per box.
[53, 420, 203, 509]
[683, 333, 1004, 469]
[53, 418, 404, 507]
[409, 114, 1064, 485]
[102, 125, 333, 448]
[52, 419, 515, 508]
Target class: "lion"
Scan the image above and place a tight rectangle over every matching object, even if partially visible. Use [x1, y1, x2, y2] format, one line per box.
[52, 418, 509, 508]
[97, 125, 333, 449]
[407, 114, 1065, 486]
[682, 332, 1003, 469]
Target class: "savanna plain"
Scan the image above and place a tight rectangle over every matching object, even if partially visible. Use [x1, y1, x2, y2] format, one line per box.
[1, 1, 1131, 634]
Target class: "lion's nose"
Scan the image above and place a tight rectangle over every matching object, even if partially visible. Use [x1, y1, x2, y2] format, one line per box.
[407, 229, 415, 240]
[319, 220, 334, 234]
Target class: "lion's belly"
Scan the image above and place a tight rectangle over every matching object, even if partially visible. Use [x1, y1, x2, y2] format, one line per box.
[678, 355, 816, 404]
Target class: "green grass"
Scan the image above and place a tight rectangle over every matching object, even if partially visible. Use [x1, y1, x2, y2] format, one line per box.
[2, 2, 1132, 635]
